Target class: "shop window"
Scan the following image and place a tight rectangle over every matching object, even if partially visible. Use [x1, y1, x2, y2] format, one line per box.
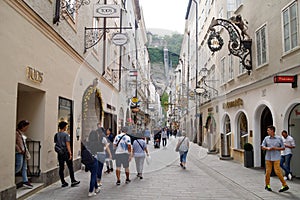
[58, 97, 73, 146]
[238, 112, 248, 149]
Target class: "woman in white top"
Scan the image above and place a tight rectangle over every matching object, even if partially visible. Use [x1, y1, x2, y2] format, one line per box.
[176, 131, 190, 169]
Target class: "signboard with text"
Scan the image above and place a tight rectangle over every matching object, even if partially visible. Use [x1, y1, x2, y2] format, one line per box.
[274, 75, 297, 88]
[93, 5, 120, 18]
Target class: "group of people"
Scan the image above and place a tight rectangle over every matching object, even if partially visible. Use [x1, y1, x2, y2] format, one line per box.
[79, 126, 149, 196]
[261, 125, 296, 193]
[16, 120, 295, 195]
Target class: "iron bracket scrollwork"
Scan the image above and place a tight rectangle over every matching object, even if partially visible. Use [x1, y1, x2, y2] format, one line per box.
[207, 17, 252, 74]
[84, 27, 132, 52]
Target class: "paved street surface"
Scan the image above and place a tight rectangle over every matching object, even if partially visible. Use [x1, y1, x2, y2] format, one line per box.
[26, 136, 300, 200]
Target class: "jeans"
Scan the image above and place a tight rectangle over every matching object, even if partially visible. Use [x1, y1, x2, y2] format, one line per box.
[280, 154, 292, 176]
[58, 154, 75, 183]
[265, 160, 286, 186]
[162, 138, 167, 146]
[15, 153, 28, 182]
[88, 159, 98, 193]
[180, 151, 188, 163]
[97, 160, 104, 181]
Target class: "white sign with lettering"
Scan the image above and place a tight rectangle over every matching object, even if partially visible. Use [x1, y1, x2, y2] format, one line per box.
[94, 4, 120, 18]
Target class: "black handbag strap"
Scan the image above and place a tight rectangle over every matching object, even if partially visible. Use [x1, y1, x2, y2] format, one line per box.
[136, 139, 144, 150]
[116, 134, 126, 147]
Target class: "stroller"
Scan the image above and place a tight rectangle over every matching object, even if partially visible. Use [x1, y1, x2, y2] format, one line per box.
[153, 131, 161, 148]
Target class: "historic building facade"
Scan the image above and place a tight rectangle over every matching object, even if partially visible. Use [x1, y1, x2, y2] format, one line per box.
[0, 0, 152, 198]
[181, 0, 300, 173]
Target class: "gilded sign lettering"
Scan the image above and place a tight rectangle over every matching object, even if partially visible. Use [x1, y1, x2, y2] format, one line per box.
[223, 98, 243, 109]
[26, 66, 43, 83]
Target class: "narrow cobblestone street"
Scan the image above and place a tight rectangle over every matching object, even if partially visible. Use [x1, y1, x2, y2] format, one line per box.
[25, 137, 300, 200]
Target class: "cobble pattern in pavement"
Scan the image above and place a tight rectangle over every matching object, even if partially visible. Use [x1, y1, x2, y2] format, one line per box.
[26, 136, 300, 200]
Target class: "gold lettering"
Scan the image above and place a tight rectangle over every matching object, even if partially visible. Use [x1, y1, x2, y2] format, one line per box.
[26, 66, 43, 83]
[223, 98, 243, 109]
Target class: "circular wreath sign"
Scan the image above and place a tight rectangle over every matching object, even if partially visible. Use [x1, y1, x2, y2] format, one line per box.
[207, 31, 224, 52]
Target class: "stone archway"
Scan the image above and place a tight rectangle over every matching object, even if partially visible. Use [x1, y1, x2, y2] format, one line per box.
[288, 104, 300, 177]
[260, 107, 273, 168]
[81, 86, 103, 142]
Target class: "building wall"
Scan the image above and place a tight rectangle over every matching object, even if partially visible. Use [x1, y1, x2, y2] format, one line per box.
[183, 0, 300, 169]
[0, 0, 150, 198]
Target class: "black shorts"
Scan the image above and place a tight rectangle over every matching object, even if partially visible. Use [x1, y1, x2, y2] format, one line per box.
[115, 153, 130, 168]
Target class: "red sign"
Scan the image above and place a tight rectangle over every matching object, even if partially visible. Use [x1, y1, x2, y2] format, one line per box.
[274, 75, 297, 88]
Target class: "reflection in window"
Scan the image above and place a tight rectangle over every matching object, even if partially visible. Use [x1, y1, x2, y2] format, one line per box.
[238, 112, 248, 149]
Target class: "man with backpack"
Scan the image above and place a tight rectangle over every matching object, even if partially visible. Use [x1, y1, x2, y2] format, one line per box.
[54, 121, 80, 187]
[113, 127, 132, 185]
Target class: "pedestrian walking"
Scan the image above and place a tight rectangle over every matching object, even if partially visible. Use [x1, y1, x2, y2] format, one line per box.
[88, 127, 111, 187]
[261, 125, 289, 192]
[161, 128, 168, 147]
[15, 120, 33, 189]
[54, 121, 80, 187]
[113, 127, 132, 185]
[132, 136, 149, 179]
[104, 128, 115, 174]
[80, 143, 100, 197]
[280, 130, 296, 180]
[176, 130, 190, 169]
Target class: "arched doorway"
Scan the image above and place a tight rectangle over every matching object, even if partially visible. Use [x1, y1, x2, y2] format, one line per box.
[82, 86, 103, 142]
[206, 115, 216, 152]
[288, 104, 300, 177]
[221, 114, 231, 157]
[260, 107, 273, 168]
[237, 112, 248, 149]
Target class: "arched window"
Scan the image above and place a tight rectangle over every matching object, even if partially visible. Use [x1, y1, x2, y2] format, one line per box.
[238, 112, 248, 149]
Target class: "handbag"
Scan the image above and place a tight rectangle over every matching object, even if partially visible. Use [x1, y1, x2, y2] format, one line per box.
[55, 144, 66, 155]
[146, 155, 151, 165]
[175, 136, 186, 152]
[25, 149, 31, 160]
[21, 132, 31, 160]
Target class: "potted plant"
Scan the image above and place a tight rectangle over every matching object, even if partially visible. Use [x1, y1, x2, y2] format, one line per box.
[243, 143, 254, 168]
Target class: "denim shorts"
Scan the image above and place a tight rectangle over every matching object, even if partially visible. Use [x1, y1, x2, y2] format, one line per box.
[180, 151, 188, 163]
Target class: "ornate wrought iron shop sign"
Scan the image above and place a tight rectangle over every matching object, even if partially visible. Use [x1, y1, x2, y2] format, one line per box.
[207, 15, 252, 74]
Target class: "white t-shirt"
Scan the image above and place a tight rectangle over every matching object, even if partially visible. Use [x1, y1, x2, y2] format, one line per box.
[281, 135, 295, 155]
[113, 133, 131, 154]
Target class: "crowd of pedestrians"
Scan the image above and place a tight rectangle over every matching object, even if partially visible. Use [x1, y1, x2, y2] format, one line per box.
[16, 118, 296, 197]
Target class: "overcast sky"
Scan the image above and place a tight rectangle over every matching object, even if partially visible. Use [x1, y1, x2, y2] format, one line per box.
[139, 0, 189, 34]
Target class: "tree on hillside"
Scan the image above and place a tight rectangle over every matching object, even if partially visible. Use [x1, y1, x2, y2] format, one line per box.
[147, 33, 183, 68]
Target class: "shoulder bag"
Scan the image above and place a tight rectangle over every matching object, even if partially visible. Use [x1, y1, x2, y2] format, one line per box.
[175, 136, 186, 152]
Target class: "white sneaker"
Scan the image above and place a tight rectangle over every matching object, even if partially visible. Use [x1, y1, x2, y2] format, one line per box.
[284, 176, 288, 180]
[88, 192, 96, 197]
[95, 188, 101, 193]
[288, 173, 292, 180]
